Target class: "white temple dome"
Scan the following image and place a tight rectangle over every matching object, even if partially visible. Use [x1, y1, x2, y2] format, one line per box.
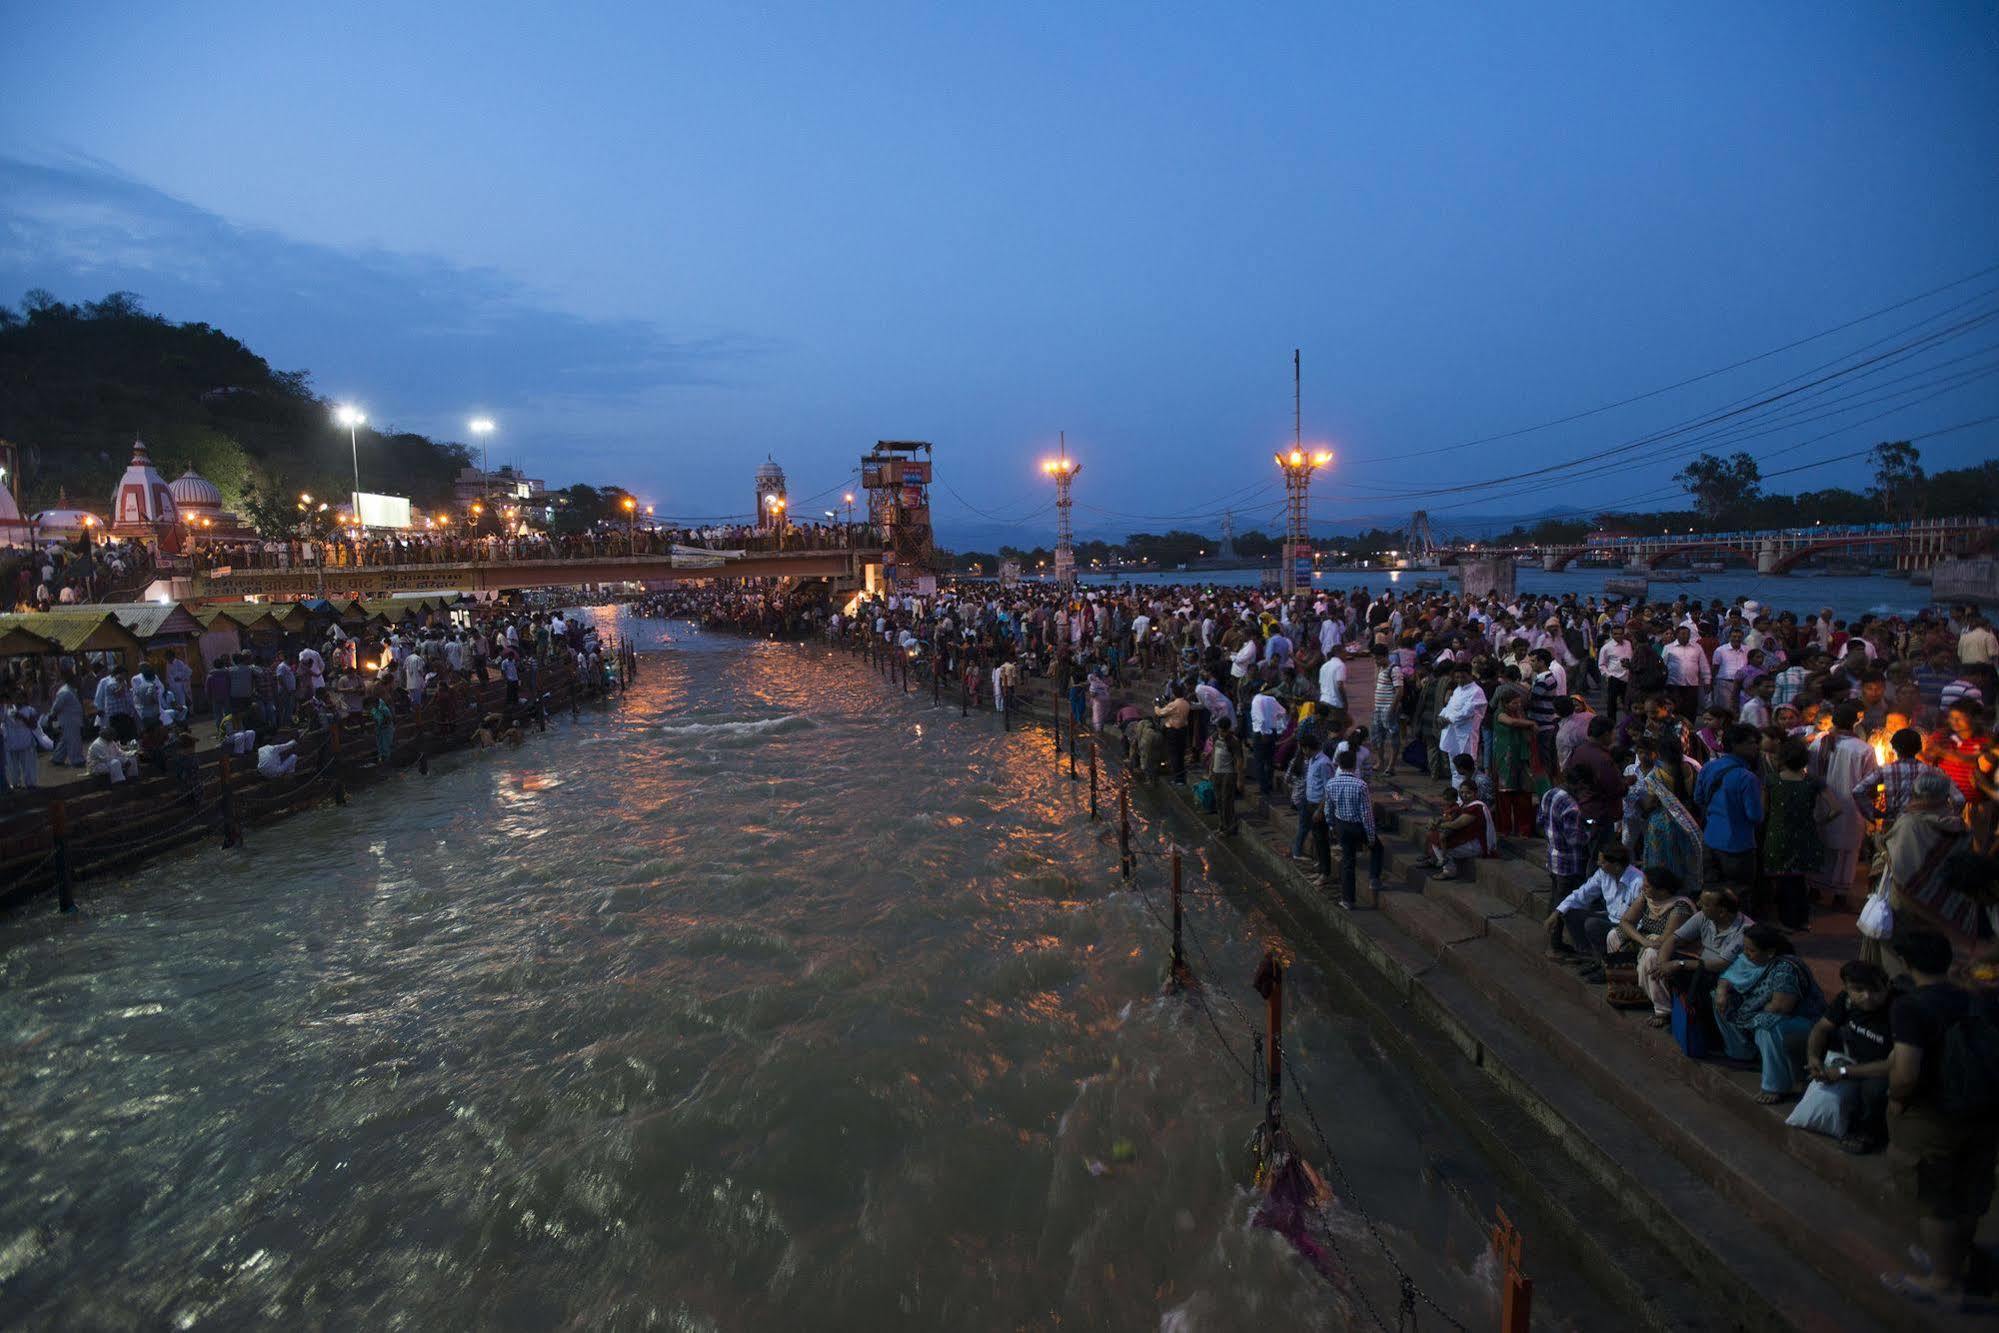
[169, 468, 223, 511]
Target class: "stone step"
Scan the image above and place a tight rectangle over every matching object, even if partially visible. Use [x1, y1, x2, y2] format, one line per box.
[1375, 891, 1949, 1332]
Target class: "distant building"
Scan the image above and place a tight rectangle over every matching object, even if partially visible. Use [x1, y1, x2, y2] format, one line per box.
[454, 464, 547, 509]
[755, 456, 788, 529]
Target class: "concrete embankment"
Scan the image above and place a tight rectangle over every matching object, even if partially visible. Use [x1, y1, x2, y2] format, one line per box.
[821, 629, 1978, 1333]
[0, 657, 626, 915]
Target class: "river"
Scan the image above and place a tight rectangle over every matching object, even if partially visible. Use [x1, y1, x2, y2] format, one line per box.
[0, 615, 1612, 1331]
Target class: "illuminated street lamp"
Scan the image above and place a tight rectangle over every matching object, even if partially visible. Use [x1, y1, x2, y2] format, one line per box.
[468, 416, 497, 506]
[1041, 432, 1080, 586]
[334, 405, 366, 515]
[621, 494, 638, 551]
[1274, 447, 1333, 595]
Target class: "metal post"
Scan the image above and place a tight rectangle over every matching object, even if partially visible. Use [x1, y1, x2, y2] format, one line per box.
[1261, 950, 1284, 1125]
[902, 652, 910, 695]
[327, 721, 347, 806]
[1171, 846, 1185, 976]
[1088, 735, 1098, 817]
[1052, 691, 1061, 756]
[1119, 785, 1132, 879]
[217, 750, 241, 848]
[932, 656, 940, 705]
[1492, 1208, 1534, 1333]
[960, 665, 968, 718]
[1068, 717, 1078, 781]
[50, 799, 75, 915]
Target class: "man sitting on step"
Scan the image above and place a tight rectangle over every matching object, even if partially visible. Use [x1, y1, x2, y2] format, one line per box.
[1544, 841, 1644, 978]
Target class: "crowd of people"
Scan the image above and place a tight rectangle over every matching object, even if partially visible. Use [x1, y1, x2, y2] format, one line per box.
[1, 535, 157, 611]
[180, 519, 875, 574]
[1, 607, 615, 798]
[786, 576, 1998, 1305]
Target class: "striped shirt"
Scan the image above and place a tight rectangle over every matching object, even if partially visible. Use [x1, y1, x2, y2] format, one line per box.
[1538, 786, 1590, 877]
[1372, 663, 1401, 713]
[1324, 771, 1376, 839]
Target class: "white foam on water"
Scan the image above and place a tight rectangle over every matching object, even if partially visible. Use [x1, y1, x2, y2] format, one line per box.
[658, 715, 814, 738]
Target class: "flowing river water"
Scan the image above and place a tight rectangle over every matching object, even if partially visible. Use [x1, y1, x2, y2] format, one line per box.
[1, 613, 1617, 1331]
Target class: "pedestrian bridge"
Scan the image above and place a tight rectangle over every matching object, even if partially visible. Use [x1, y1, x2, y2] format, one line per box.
[153, 547, 884, 601]
[1538, 516, 1998, 574]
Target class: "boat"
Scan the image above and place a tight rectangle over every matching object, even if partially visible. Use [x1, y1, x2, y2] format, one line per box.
[1604, 576, 1650, 600]
[1689, 560, 1727, 573]
[1414, 577, 1443, 592]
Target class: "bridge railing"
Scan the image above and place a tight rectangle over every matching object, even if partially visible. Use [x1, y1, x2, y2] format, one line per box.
[1575, 515, 1994, 551]
[171, 525, 881, 577]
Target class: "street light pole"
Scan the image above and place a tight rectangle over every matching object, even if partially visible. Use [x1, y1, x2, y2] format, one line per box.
[468, 417, 496, 513]
[335, 405, 367, 519]
[1272, 351, 1332, 596]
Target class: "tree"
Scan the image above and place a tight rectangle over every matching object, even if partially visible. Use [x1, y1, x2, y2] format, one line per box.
[154, 427, 252, 509]
[1674, 452, 1762, 524]
[1868, 440, 1925, 520]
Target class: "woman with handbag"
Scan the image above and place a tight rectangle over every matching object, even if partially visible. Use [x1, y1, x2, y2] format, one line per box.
[1622, 866, 1697, 1025]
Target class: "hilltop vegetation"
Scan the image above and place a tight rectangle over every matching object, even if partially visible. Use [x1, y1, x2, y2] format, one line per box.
[0, 290, 472, 517]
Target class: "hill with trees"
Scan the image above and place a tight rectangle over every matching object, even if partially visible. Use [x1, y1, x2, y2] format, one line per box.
[0, 290, 474, 524]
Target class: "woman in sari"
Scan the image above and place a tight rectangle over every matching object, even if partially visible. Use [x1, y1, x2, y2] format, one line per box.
[1424, 780, 1498, 880]
[1641, 733, 1705, 896]
[1490, 694, 1538, 836]
[1624, 866, 1698, 1025]
[1714, 925, 1826, 1102]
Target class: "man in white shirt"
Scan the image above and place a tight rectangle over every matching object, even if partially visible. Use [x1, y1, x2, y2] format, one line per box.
[1961, 615, 1998, 666]
[256, 739, 299, 779]
[1545, 842, 1644, 963]
[1663, 625, 1711, 719]
[1317, 652, 1347, 711]
[1248, 682, 1287, 798]
[1598, 627, 1633, 722]
[1194, 676, 1235, 727]
[1711, 627, 1751, 712]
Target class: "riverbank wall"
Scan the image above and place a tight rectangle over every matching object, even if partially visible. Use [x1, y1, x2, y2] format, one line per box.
[808, 624, 1971, 1333]
[0, 655, 630, 915]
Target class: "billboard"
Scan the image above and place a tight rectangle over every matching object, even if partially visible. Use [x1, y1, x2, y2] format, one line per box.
[354, 492, 412, 529]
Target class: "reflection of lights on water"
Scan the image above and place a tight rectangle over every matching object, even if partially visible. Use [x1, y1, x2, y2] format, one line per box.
[914, 724, 923, 739]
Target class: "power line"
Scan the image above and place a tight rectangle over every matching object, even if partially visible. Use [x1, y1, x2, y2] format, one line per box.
[1336, 260, 1999, 466]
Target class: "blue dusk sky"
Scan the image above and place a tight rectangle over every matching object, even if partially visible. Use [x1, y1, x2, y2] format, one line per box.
[2, 2, 1996, 540]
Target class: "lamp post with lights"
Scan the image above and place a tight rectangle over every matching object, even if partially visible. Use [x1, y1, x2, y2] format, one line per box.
[468, 417, 496, 508]
[334, 405, 366, 517]
[1041, 432, 1080, 587]
[1274, 447, 1333, 595]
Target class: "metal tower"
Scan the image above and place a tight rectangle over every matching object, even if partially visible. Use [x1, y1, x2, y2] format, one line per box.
[1409, 510, 1437, 559]
[1219, 509, 1237, 562]
[1043, 431, 1080, 586]
[1274, 350, 1330, 595]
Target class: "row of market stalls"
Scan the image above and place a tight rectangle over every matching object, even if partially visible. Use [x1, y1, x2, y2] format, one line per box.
[0, 596, 472, 701]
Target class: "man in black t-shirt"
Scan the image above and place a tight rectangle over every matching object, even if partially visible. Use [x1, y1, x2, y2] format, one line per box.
[1882, 930, 1998, 1307]
[1806, 959, 1896, 1153]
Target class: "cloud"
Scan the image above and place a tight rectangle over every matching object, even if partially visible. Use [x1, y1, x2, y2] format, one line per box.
[0, 154, 765, 457]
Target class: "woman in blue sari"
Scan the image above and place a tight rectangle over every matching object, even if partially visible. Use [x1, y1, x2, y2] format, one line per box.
[1713, 925, 1826, 1102]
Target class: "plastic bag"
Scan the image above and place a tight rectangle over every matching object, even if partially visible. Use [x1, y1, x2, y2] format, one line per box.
[1857, 886, 1895, 942]
[1785, 1076, 1856, 1139]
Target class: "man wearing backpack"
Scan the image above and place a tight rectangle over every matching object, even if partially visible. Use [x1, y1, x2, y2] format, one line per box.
[1882, 929, 1999, 1308]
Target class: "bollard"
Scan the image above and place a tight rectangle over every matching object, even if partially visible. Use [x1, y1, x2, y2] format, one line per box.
[217, 750, 242, 848]
[1052, 692, 1061, 756]
[326, 723, 348, 806]
[903, 654, 911, 695]
[50, 800, 76, 915]
[1119, 785, 1132, 879]
[1492, 1208, 1534, 1333]
[1067, 718, 1078, 782]
[1171, 846, 1185, 977]
[1260, 952, 1284, 1125]
[1088, 736, 1098, 818]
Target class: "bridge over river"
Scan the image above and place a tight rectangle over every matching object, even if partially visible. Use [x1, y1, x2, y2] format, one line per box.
[150, 546, 884, 601]
[1540, 515, 1998, 574]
